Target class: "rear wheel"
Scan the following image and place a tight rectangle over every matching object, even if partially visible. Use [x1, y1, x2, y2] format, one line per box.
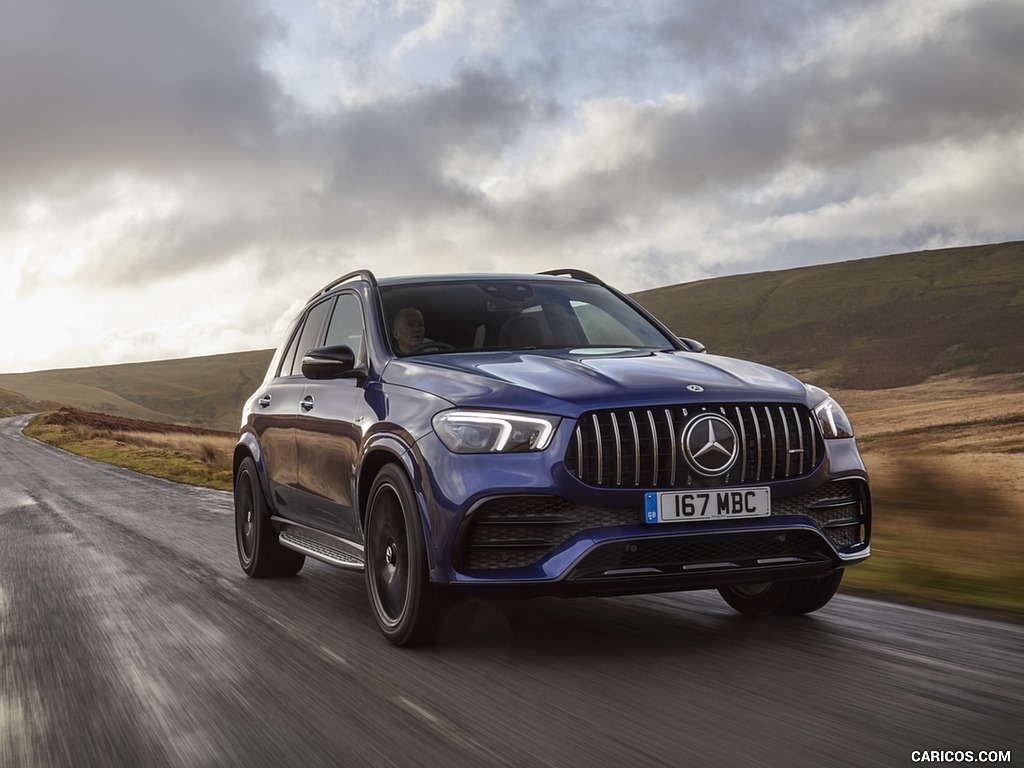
[717, 582, 789, 617]
[718, 570, 844, 617]
[364, 464, 444, 647]
[234, 456, 305, 577]
[777, 570, 844, 615]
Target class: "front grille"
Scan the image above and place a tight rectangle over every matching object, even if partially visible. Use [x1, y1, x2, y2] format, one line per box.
[565, 403, 824, 489]
[458, 480, 867, 572]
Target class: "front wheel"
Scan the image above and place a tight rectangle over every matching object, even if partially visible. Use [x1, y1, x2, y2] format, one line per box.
[364, 464, 444, 646]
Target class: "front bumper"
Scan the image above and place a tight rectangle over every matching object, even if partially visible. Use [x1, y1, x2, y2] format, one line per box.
[414, 430, 870, 593]
[448, 482, 869, 597]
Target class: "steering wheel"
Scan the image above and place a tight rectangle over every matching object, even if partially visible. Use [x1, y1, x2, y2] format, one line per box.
[406, 341, 455, 354]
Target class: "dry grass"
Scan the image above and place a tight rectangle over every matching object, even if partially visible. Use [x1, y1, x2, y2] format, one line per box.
[90, 427, 233, 471]
[834, 374, 1024, 618]
[25, 408, 236, 490]
[845, 454, 1024, 615]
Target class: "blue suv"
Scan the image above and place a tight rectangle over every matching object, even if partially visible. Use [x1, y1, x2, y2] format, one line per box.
[234, 269, 871, 645]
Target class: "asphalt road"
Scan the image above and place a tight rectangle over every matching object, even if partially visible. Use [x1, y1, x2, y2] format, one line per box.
[1, 414, 1021, 768]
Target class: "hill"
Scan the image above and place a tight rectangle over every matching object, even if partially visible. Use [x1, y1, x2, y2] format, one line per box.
[634, 240, 1024, 390]
[0, 349, 273, 431]
[1, 241, 1021, 429]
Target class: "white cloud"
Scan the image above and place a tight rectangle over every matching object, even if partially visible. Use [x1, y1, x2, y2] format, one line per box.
[391, 0, 517, 58]
[1, 0, 1023, 372]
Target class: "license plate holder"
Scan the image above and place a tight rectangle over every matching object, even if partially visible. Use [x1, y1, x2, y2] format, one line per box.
[644, 487, 771, 524]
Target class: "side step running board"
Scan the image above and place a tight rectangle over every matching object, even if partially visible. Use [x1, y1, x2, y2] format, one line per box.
[277, 528, 364, 571]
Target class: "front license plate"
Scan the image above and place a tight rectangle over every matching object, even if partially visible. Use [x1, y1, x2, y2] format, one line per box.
[644, 487, 771, 524]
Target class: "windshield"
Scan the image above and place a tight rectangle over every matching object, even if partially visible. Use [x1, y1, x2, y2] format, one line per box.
[379, 279, 677, 356]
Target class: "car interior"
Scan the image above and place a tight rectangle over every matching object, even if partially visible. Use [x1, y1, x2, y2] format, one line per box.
[379, 280, 668, 354]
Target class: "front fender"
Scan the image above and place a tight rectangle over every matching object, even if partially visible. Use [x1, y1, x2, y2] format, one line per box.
[357, 432, 446, 578]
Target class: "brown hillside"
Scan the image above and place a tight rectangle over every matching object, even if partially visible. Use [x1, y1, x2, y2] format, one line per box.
[633, 241, 1024, 390]
[0, 349, 273, 431]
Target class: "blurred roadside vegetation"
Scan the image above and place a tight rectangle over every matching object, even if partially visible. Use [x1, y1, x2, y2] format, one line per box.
[841, 455, 1024, 619]
[834, 375, 1024, 619]
[25, 408, 234, 491]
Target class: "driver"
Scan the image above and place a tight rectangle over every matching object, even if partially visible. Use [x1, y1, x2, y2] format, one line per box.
[392, 307, 426, 353]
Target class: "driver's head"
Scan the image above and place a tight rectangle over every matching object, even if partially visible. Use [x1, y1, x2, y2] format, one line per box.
[392, 307, 425, 352]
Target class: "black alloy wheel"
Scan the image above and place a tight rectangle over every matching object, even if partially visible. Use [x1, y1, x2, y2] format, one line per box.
[717, 581, 790, 617]
[777, 570, 844, 615]
[718, 570, 844, 617]
[365, 464, 444, 646]
[234, 456, 305, 577]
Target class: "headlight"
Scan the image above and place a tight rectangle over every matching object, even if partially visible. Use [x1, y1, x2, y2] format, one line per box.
[812, 395, 854, 439]
[432, 410, 560, 453]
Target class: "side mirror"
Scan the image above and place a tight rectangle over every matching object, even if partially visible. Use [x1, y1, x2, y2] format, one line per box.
[678, 337, 707, 354]
[301, 345, 365, 379]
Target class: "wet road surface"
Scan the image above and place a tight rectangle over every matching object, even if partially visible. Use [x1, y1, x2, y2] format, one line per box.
[1, 414, 1021, 767]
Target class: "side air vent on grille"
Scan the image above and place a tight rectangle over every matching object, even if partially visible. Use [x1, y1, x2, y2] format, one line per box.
[564, 404, 824, 489]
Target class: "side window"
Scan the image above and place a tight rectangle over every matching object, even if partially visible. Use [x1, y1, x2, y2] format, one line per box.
[278, 325, 302, 377]
[324, 293, 365, 362]
[288, 299, 332, 376]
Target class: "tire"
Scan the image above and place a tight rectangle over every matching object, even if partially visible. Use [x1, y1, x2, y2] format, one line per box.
[777, 570, 844, 615]
[717, 582, 790, 617]
[234, 456, 305, 577]
[364, 464, 444, 647]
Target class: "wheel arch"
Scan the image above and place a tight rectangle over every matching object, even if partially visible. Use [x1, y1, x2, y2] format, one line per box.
[233, 432, 265, 492]
[356, 436, 438, 573]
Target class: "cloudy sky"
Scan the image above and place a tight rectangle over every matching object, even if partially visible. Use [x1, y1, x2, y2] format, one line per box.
[2, 0, 1023, 373]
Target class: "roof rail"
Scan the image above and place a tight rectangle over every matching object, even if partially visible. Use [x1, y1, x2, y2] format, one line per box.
[537, 268, 606, 285]
[307, 269, 378, 302]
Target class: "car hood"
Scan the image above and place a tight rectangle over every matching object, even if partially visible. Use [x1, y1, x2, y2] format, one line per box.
[383, 349, 809, 416]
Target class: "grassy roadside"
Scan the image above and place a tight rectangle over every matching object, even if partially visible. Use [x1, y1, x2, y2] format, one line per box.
[831, 375, 1024, 621]
[839, 455, 1024, 620]
[24, 409, 235, 491]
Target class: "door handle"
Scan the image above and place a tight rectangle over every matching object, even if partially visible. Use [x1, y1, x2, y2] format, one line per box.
[257, 394, 272, 409]
[300, 395, 314, 412]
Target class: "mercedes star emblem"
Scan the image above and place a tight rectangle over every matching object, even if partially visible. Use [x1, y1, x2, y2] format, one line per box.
[681, 413, 740, 476]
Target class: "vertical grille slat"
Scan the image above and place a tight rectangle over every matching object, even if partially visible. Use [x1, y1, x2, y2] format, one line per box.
[765, 406, 778, 481]
[575, 424, 583, 476]
[794, 410, 805, 475]
[752, 406, 764, 483]
[780, 406, 792, 478]
[665, 409, 677, 488]
[647, 410, 659, 487]
[567, 403, 823, 489]
[735, 406, 747, 484]
[807, 411, 818, 470]
[629, 412, 641, 487]
[610, 412, 622, 487]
